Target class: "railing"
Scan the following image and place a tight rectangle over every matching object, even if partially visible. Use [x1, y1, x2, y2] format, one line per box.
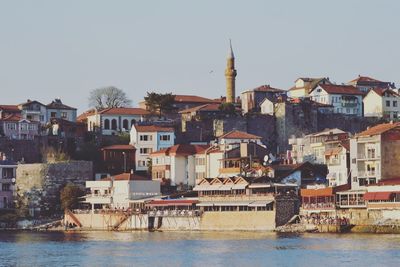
[199, 194, 275, 202]
[302, 203, 336, 209]
[219, 167, 240, 174]
[337, 200, 366, 207]
[357, 154, 380, 160]
[341, 102, 358, 108]
[357, 171, 378, 178]
[148, 209, 202, 217]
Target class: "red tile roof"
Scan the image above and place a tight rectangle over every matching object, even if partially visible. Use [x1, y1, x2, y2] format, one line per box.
[146, 199, 198, 206]
[348, 75, 384, 84]
[249, 85, 286, 93]
[315, 84, 364, 95]
[179, 103, 221, 114]
[375, 178, 400, 186]
[101, 144, 136, 151]
[219, 130, 262, 140]
[370, 88, 399, 97]
[101, 173, 150, 181]
[0, 105, 20, 112]
[151, 144, 210, 156]
[0, 114, 22, 122]
[134, 125, 174, 132]
[357, 122, 400, 137]
[174, 95, 221, 104]
[77, 109, 96, 122]
[46, 100, 76, 110]
[99, 107, 150, 116]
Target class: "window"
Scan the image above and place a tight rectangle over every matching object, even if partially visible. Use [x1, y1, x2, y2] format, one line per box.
[386, 100, 391, 107]
[51, 112, 57, 118]
[138, 160, 147, 167]
[39, 115, 45, 121]
[160, 135, 170, 141]
[111, 119, 117, 130]
[20, 124, 28, 130]
[346, 108, 350, 113]
[131, 119, 136, 126]
[140, 135, 152, 141]
[195, 157, 205, 165]
[104, 119, 110, 130]
[28, 124, 36, 130]
[393, 101, 398, 107]
[2, 184, 10, 191]
[394, 112, 398, 119]
[123, 119, 129, 130]
[61, 112, 68, 119]
[7, 123, 16, 130]
[140, 148, 152, 154]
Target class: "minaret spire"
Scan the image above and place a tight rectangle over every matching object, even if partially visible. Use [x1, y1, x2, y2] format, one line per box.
[225, 39, 237, 103]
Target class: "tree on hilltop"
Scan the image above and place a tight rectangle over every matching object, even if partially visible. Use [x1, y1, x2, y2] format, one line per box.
[144, 92, 176, 117]
[88, 86, 132, 109]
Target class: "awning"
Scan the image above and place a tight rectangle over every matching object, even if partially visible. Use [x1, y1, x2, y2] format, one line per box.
[248, 184, 271, 189]
[231, 184, 247, 190]
[196, 201, 252, 207]
[146, 199, 198, 207]
[364, 191, 396, 201]
[193, 185, 210, 191]
[218, 185, 233, 191]
[248, 200, 274, 207]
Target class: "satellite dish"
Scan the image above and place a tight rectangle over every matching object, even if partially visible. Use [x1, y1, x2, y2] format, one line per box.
[263, 155, 269, 162]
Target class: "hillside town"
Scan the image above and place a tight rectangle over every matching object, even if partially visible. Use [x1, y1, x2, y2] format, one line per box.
[2, 43, 400, 233]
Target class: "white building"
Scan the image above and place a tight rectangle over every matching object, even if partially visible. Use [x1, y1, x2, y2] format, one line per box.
[130, 125, 175, 171]
[84, 172, 160, 210]
[363, 88, 400, 120]
[325, 141, 350, 187]
[350, 122, 400, 189]
[150, 144, 209, 188]
[309, 84, 364, 116]
[288, 77, 331, 98]
[86, 107, 151, 135]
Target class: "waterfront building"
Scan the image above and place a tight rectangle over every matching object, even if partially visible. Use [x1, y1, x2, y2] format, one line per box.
[288, 77, 331, 98]
[130, 124, 175, 171]
[150, 144, 209, 188]
[0, 155, 17, 209]
[363, 88, 400, 120]
[350, 122, 400, 189]
[101, 145, 136, 175]
[85, 107, 151, 135]
[84, 172, 160, 210]
[363, 178, 400, 210]
[288, 128, 348, 164]
[309, 84, 364, 116]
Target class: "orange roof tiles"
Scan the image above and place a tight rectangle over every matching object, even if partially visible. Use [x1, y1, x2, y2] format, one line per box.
[99, 107, 150, 116]
[0, 114, 22, 122]
[0, 105, 20, 112]
[151, 144, 210, 156]
[174, 95, 221, 103]
[219, 130, 262, 140]
[370, 88, 399, 97]
[134, 125, 174, 132]
[179, 103, 221, 114]
[316, 84, 364, 95]
[348, 75, 384, 84]
[357, 122, 400, 137]
[101, 172, 150, 181]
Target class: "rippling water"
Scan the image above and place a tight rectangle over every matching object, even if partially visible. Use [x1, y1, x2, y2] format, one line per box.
[1, 231, 400, 267]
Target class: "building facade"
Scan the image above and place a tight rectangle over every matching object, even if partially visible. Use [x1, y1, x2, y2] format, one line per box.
[363, 88, 400, 120]
[130, 125, 175, 171]
[0, 155, 17, 209]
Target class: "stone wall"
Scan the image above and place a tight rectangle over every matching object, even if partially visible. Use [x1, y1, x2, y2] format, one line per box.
[16, 160, 93, 217]
[317, 114, 382, 134]
[275, 193, 300, 227]
[0, 137, 43, 163]
[200, 211, 276, 231]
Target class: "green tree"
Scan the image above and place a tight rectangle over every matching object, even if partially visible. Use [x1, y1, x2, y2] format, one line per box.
[218, 102, 237, 115]
[60, 183, 85, 211]
[144, 92, 176, 117]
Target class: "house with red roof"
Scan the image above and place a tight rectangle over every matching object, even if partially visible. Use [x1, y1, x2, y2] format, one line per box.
[150, 144, 209, 188]
[84, 171, 160, 210]
[350, 122, 400, 189]
[347, 75, 396, 93]
[0, 105, 20, 119]
[84, 107, 151, 135]
[0, 114, 40, 140]
[309, 84, 364, 116]
[363, 88, 400, 120]
[101, 144, 136, 175]
[288, 77, 331, 98]
[130, 124, 175, 171]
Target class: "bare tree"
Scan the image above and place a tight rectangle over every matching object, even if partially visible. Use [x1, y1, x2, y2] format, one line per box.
[88, 86, 132, 109]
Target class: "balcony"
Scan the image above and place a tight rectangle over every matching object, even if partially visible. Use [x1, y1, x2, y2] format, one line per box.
[302, 202, 336, 210]
[357, 171, 379, 178]
[341, 102, 358, 108]
[219, 167, 240, 174]
[199, 194, 275, 202]
[357, 154, 380, 160]
[367, 201, 400, 210]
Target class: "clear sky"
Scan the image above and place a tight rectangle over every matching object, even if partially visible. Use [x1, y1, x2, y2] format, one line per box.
[1, 0, 399, 113]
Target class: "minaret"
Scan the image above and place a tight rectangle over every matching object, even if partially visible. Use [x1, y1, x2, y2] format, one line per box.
[225, 39, 237, 103]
